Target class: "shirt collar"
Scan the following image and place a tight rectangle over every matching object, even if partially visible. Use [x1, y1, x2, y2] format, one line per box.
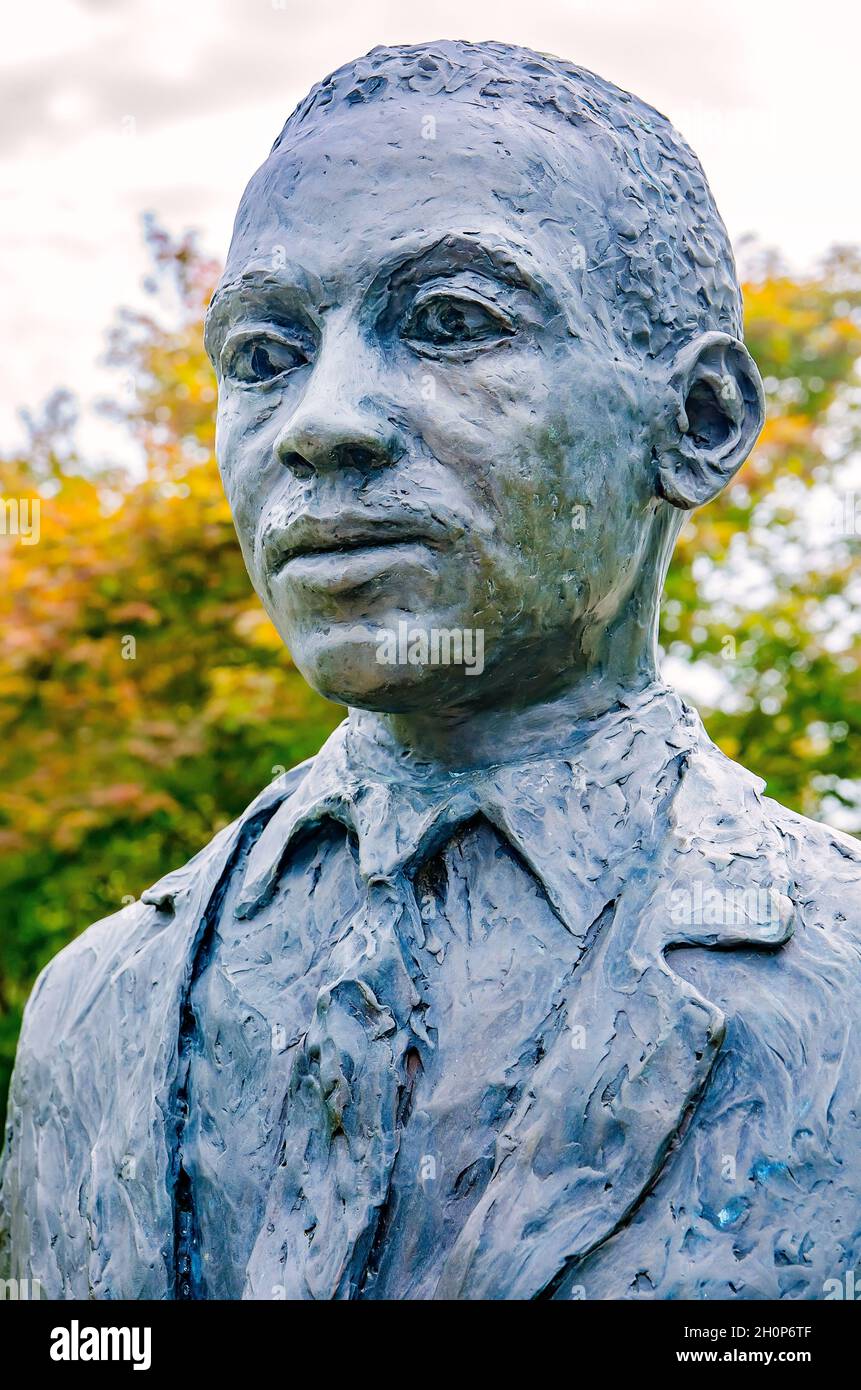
[236, 681, 703, 936]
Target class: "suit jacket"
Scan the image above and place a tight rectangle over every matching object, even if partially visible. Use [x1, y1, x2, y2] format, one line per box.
[2, 683, 861, 1300]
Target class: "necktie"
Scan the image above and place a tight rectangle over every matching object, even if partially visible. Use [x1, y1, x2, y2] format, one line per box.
[244, 867, 430, 1300]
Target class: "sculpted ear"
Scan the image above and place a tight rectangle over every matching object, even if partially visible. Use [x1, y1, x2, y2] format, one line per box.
[656, 331, 765, 510]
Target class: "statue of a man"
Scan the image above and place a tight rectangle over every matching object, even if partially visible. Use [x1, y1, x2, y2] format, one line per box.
[3, 40, 860, 1302]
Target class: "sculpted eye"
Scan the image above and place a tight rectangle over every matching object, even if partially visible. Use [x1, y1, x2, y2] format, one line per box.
[223, 334, 309, 385]
[403, 294, 513, 350]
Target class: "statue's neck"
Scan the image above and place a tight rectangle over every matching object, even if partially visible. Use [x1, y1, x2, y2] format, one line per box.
[347, 667, 663, 777]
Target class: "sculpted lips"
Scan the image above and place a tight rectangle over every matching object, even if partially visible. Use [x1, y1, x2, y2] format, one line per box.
[263, 510, 446, 593]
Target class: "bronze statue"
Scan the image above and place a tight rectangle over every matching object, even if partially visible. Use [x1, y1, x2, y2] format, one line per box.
[3, 41, 860, 1301]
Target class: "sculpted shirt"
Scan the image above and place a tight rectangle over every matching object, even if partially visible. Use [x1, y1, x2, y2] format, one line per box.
[175, 682, 757, 1298]
[182, 798, 585, 1298]
[5, 679, 861, 1300]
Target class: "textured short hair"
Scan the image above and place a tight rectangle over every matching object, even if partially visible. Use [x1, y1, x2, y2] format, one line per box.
[268, 40, 742, 362]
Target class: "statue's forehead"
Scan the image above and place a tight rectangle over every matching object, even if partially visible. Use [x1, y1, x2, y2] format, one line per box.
[225, 96, 619, 283]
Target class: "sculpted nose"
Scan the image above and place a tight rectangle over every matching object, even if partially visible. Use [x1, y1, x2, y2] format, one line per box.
[274, 317, 408, 477]
[273, 315, 408, 477]
[274, 344, 405, 478]
[275, 412, 402, 477]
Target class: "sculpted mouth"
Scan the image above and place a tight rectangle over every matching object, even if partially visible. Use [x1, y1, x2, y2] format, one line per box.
[266, 512, 446, 578]
[272, 533, 438, 597]
[282, 535, 427, 566]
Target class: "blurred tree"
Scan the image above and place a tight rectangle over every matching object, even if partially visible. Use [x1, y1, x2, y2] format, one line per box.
[0, 227, 860, 1117]
[663, 245, 861, 822]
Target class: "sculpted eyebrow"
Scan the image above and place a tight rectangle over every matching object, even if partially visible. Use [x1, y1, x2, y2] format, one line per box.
[382, 236, 544, 296]
[204, 272, 314, 358]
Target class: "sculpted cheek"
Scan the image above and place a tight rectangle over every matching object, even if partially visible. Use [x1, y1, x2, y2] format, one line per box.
[407, 355, 554, 484]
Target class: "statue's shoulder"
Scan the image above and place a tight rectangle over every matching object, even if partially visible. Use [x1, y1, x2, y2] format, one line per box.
[0, 756, 318, 1279]
[15, 756, 316, 1056]
[764, 792, 861, 928]
[681, 723, 861, 940]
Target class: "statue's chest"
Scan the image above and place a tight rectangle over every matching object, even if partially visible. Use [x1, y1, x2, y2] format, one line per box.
[181, 816, 579, 1297]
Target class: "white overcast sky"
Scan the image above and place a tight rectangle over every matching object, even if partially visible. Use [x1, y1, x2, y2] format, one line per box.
[2, 0, 859, 460]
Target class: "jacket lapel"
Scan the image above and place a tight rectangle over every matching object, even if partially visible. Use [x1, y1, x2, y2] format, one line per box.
[433, 727, 796, 1300]
[81, 781, 291, 1297]
[434, 902, 726, 1299]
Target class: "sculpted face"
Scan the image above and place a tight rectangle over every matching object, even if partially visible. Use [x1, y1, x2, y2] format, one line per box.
[205, 94, 738, 713]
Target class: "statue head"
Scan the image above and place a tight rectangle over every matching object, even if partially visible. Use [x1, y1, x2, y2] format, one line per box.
[205, 40, 764, 717]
